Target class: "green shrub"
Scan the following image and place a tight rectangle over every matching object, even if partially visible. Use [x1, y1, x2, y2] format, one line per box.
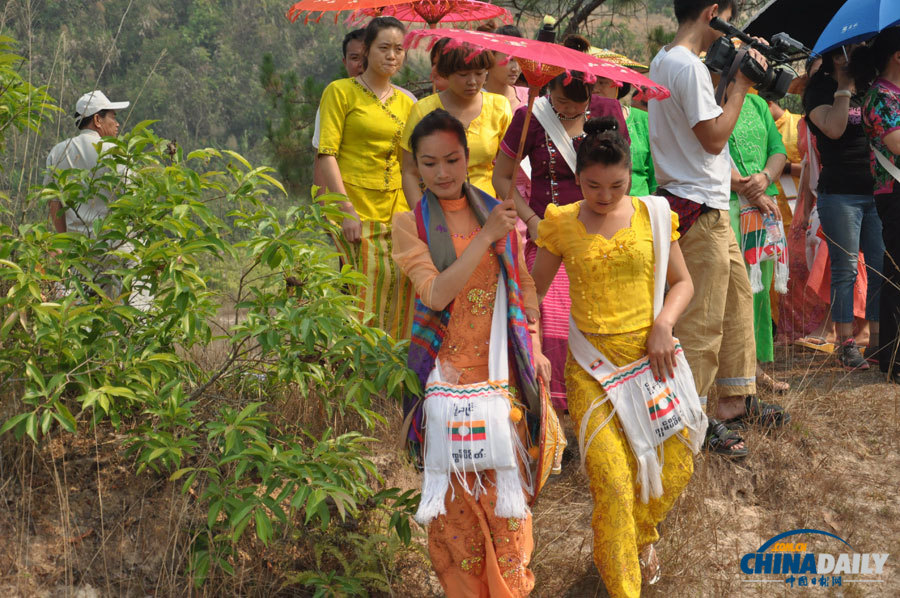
[0, 116, 419, 594]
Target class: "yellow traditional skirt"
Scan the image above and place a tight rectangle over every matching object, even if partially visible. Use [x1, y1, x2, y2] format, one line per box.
[565, 327, 694, 598]
[331, 186, 414, 339]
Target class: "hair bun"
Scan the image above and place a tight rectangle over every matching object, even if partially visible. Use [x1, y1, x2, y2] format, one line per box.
[584, 116, 619, 137]
[562, 34, 590, 53]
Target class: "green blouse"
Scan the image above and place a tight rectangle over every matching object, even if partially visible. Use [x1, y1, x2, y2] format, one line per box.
[626, 107, 656, 196]
[728, 93, 786, 200]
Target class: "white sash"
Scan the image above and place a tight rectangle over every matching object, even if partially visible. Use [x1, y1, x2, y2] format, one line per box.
[873, 145, 900, 182]
[567, 196, 707, 503]
[779, 174, 798, 201]
[533, 96, 579, 174]
[806, 125, 820, 198]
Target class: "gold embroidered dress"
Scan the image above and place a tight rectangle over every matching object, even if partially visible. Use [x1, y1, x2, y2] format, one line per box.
[536, 199, 695, 598]
[393, 196, 538, 597]
[318, 78, 416, 337]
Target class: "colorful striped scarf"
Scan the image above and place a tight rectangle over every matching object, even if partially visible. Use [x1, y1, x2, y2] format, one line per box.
[403, 183, 539, 462]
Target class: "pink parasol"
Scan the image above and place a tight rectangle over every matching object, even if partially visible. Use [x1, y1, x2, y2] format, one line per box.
[358, 0, 511, 27]
[287, 0, 414, 24]
[404, 28, 670, 200]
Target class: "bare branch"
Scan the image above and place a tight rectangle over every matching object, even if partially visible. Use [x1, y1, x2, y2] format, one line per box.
[562, 0, 611, 38]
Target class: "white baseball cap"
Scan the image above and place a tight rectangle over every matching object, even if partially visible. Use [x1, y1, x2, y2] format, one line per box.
[74, 90, 129, 119]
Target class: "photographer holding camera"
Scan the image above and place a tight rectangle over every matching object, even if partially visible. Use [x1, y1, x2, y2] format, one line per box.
[802, 47, 883, 371]
[649, 0, 790, 459]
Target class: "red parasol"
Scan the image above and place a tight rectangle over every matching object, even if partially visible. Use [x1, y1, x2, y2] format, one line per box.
[287, 0, 414, 24]
[358, 0, 511, 27]
[404, 28, 670, 200]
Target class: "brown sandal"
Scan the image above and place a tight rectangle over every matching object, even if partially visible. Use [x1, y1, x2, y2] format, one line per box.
[639, 543, 661, 585]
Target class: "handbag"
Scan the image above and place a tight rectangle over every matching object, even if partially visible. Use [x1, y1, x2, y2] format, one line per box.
[727, 157, 789, 295]
[567, 195, 708, 504]
[737, 200, 789, 295]
[415, 275, 530, 525]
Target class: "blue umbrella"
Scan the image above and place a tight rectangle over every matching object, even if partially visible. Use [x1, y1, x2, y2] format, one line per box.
[813, 0, 900, 55]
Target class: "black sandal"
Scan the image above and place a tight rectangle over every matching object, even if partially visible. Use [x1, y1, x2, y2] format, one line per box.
[722, 395, 791, 430]
[704, 418, 748, 459]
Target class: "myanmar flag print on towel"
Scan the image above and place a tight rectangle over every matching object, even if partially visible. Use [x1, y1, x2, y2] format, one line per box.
[448, 421, 487, 441]
[647, 389, 680, 422]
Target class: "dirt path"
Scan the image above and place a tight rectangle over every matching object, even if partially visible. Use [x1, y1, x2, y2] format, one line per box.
[530, 345, 900, 597]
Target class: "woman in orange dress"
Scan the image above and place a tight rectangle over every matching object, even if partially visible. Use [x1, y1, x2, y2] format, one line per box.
[393, 109, 550, 597]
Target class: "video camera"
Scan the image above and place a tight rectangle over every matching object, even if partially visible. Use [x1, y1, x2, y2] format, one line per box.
[705, 17, 811, 102]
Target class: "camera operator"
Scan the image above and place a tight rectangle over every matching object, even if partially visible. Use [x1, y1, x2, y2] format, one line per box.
[649, 0, 790, 459]
[803, 47, 883, 371]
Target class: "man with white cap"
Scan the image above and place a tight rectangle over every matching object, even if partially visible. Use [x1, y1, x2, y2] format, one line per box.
[45, 89, 129, 234]
[44, 90, 153, 309]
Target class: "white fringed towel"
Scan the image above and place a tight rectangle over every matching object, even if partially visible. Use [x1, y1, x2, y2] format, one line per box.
[415, 277, 529, 525]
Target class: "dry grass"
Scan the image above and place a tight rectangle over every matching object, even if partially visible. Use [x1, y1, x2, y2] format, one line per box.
[529, 344, 900, 598]
[0, 423, 198, 597]
[1, 345, 897, 597]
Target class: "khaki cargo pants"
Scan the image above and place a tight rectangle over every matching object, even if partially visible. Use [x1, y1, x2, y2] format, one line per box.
[675, 208, 756, 404]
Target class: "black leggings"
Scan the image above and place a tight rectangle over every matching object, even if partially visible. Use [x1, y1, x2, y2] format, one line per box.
[875, 192, 900, 375]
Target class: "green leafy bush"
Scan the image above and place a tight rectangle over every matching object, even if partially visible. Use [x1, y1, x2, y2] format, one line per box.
[0, 115, 419, 594]
[0, 35, 60, 151]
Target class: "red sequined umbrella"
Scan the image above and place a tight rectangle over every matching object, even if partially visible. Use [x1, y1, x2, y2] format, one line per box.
[287, 0, 415, 24]
[405, 28, 670, 200]
[358, 0, 511, 27]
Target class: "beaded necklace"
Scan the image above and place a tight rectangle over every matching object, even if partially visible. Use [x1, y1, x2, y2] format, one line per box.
[544, 103, 591, 205]
[451, 227, 481, 240]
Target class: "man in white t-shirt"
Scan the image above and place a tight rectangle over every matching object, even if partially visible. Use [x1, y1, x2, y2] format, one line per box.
[45, 90, 152, 310]
[46, 90, 129, 235]
[649, 0, 790, 457]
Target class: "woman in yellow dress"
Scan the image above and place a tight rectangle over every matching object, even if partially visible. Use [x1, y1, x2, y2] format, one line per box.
[401, 40, 511, 205]
[316, 16, 415, 338]
[531, 117, 696, 597]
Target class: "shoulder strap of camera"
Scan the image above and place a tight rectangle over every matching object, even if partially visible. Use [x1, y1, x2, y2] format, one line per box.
[715, 46, 749, 106]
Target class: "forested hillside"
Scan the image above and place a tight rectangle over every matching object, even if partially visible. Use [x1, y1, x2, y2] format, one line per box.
[1, 0, 347, 153]
[0, 0, 693, 207]
[0, 0, 353, 211]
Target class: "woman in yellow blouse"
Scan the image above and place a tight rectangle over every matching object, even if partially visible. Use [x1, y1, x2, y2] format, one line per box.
[316, 16, 416, 338]
[531, 118, 695, 598]
[401, 40, 511, 205]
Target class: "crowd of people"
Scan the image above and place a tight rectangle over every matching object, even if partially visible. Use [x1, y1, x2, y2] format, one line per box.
[43, 0, 900, 596]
